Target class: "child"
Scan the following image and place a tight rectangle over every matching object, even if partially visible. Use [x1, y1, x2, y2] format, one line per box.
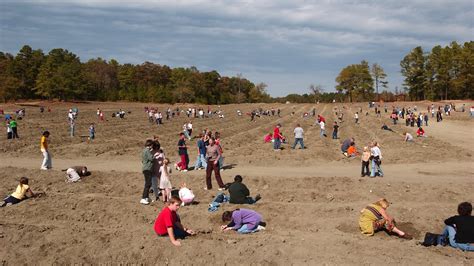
[221, 208, 266, 234]
[354, 112, 359, 124]
[346, 142, 358, 157]
[416, 127, 425, 137]
[438, 202, 474, 251]
[1, 177, 42, 207]
[153, 196, 195, 246]
[358, 198, 411, 239]
[264, 133, 272, 143]
[404, 132, 414, 142]
[178, 183, 195, 206]
[361, 146, 370, 177]
[160, 158, 173, 202]
[89, 124, 95, 140]
[332, 122, 339, 139]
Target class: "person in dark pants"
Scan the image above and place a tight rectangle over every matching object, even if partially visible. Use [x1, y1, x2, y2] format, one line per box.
[205, 137, 224, 190]
[228, 175, 261, 204]
[141, 139, 154, 205]
[10, 118, 19, 139]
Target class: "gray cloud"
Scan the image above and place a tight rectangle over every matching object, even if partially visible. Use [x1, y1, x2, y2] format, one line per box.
[1, 0, 472, 96]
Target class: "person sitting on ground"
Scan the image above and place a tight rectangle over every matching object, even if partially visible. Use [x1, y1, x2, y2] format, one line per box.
[63, 166, 90, 182]
[381, 124, 394, 132]
[221, 208, 266, 234]
[359, 198, 411, 239]
[346, 142, 358, 157]
[153, 196, 195, 246]
[404, 132, 414, 142]
[1, 177, 43, 207]
[227, 175, 261, 204]
[264, 133, 272, 143]
[178, 183, 195, 206]
[438, 201, 473, 251]
[416, 127, 426, 137]
[341, 137, 355, 154]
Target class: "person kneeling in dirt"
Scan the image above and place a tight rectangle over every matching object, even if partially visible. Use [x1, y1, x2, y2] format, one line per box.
[227, 175, 261, 204]
[438, 201, 474, 251]
[358, 198, 412, 239]
[63, 166, 90, 182]
[154, 196, 195, 246]
[221, 208, 266, 234]
[1, 177, 44, 207]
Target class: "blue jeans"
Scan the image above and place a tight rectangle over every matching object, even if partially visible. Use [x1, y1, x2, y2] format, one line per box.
[440, 225, 474, 251]
[194, 154, 207, 169]
[320, 129, 326, 137]
[273, 138, 281, 150]
[292, 138, 304, 149]
[332, 131, 337, 139]
[237, 224, 259, 234]
[370, 160, 383, 177]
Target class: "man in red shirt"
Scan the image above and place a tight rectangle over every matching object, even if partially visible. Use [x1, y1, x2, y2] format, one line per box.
[273, 123, 283, 151]
[154, 196, 195, 246]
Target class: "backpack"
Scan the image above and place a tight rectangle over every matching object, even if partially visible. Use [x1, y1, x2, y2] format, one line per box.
[421, 232, 440, 247]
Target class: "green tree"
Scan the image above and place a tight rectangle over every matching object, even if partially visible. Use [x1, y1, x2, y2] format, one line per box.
[35, 48, 84, 100]
[370, 63, 388, 101]
[336, 60, 374, 102]
[400, 46, 427, 100]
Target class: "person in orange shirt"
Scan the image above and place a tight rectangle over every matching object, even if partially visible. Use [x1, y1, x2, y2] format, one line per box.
[40, 131, 52, 170]
[346, 142, 358, 157]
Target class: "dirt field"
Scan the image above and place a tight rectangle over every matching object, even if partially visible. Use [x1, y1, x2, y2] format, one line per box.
[1, 100, 473, 265]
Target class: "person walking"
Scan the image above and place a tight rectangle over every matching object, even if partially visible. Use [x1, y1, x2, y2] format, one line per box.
[40, 131, 52, 170]
[175, 133, 189, 172]
[291, 124, 305, 149]
[205, 137, 224, 190]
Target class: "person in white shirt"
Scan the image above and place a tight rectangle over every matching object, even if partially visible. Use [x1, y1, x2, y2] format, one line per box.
[370, 141, 383, 177]
[404, 132, 414, 142]
[292, 124, 305, 149]
[178, 183, 195, 206]
[354, 112, 359, 124]
[319, 121, 327, 137]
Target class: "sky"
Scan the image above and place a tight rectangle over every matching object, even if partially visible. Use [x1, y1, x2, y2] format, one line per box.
[0, 0, 472, 97]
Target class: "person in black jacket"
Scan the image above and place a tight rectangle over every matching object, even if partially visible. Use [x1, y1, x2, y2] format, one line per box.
[439, 201, 474, 251]
[227, 175, 261, 204]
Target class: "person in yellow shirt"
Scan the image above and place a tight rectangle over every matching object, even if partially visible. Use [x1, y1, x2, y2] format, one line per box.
[359, 198, 412, 239]
[40, 131, 52, 170]
[1, 177, 42, 207]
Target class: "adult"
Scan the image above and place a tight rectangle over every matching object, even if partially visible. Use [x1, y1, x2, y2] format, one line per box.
[193, 134, 207, 170]
[153, 196, 195, 246]
[40, 131, 52, 170]
[205, 137, 224, 190]
[439, 202, 474, 251]
[291, 124, 305, 149]
[341, 137, 355, 154]
[176, 133, 189, 172]
[140, 139, 154, 205]
[228, 175, 261, 204]
[273, 123, 283, 151]
[370, 141, 383, 177]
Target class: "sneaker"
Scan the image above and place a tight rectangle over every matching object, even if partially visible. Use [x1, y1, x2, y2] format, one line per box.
[140, 198, 150, 205]
[256, 225, 266, 231]
[218, 188, 225, 191]
[182, 169, 188, 172]
[40, 167, 48, 170]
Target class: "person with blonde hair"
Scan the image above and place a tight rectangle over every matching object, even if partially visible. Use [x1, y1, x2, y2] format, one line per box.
[359, 198, 411, 239]
[361, 146, 371, 177]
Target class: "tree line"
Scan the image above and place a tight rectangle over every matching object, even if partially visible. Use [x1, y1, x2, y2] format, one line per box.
[0, 45, 271, 104]
[401, 41, 473, 101]
[0, 42, 472, 104]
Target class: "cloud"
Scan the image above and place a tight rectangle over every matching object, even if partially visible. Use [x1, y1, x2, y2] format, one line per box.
[1, 0, 472, 96]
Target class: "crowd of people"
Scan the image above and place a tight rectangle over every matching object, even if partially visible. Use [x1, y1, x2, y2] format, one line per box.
[1, 101, 472, 253]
